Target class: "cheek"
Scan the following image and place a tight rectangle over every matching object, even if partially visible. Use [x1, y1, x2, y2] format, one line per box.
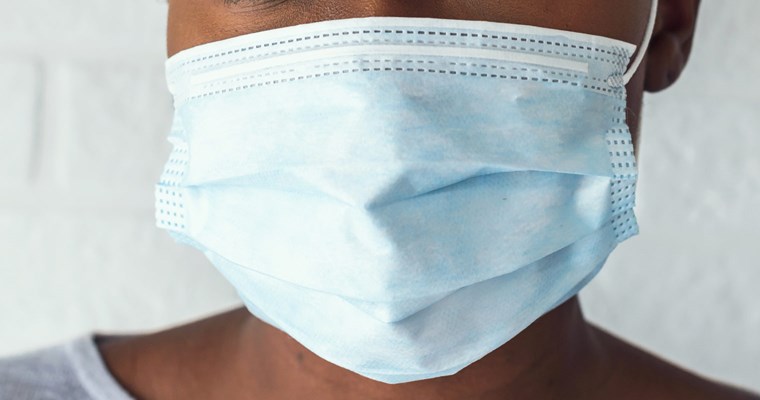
[166, 0, 301, 58]
[166, 0, 224, 58]
[166, 3, 187, 58]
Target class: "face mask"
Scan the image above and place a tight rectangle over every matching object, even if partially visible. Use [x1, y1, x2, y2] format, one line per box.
[156, 0, 657, 384]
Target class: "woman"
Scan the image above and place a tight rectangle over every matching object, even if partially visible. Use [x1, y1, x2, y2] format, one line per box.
[2, 0, 758, 399]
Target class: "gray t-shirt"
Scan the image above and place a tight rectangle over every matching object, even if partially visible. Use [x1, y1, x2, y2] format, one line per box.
[0, 335, 134, 400]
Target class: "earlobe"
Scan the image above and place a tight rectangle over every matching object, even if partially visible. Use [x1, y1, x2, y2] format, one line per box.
[643, 0, 700, 92]
[644, 27, 686, 92]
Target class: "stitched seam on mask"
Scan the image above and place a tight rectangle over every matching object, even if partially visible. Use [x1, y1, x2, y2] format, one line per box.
[180, 40, 623, 76]
[157, 141, 189, 232]
[189, 61, 627, 101]
[156, 186, 186, 231]
[612, 209, 635, 240]
[158, 143, 188, 187]
[188, 69, 579, 101]
[196, 58, 609, 90]
[608, 104, 637, 241]
[183, 60, 623, 101]
[606, 112, 638, 241]
[174, 29, 629, 73]
[610, 105, 626, 125]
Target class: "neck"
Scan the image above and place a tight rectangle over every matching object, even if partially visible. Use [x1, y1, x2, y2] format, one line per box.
[99, 296, 613, 400]
[230, 296, 611, 400]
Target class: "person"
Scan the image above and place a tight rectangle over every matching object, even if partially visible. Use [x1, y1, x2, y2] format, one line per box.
[1, 0, 758, 399]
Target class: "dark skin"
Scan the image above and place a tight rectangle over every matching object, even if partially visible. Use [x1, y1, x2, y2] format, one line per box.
[99, 1, 760, 399]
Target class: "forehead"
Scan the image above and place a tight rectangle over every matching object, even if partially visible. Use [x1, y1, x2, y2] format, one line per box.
[167, 0, 649, 57]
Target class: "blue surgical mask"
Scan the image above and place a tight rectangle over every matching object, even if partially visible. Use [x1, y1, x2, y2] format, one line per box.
[156, 1, 656, 385]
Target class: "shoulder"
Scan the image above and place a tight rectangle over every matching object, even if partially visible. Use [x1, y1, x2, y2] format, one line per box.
[0, 339, 89, 400]
[0, 335, 134, 400]
[592, 325, 760, 400]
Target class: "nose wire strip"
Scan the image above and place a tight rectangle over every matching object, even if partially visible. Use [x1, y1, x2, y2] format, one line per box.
[622, 0, 659, 84]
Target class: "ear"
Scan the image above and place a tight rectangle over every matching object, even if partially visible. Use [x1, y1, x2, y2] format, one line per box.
[644, 0, 700, 92]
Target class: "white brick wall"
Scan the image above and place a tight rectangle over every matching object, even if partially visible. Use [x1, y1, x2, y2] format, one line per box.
[1, 0, 758, 392]
[0, 0, 241, 357]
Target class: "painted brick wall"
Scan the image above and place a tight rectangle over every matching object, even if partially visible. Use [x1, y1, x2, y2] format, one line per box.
[1, 0, 758, 392]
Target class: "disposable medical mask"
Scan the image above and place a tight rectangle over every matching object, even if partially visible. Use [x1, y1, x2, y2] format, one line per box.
[156, 1, 656, 384]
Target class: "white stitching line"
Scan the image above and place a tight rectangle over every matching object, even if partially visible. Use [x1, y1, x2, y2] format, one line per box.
[175, 28, 628, 71]
[156, 186, 186, 231]
[607, 120, 638, 240]
[190, 44, 591, 85]
[605, 94, 638, 241]
[179, 40, 624, 75]
[171, 38, 624, 77]
[181, 60, 625, 101]
[196, 58, 610, 90]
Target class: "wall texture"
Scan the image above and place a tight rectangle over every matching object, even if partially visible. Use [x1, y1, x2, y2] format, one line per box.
[1, 0, 758, 392]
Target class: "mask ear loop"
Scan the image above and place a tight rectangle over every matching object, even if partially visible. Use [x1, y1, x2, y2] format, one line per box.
[620, 0, 659, 85]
